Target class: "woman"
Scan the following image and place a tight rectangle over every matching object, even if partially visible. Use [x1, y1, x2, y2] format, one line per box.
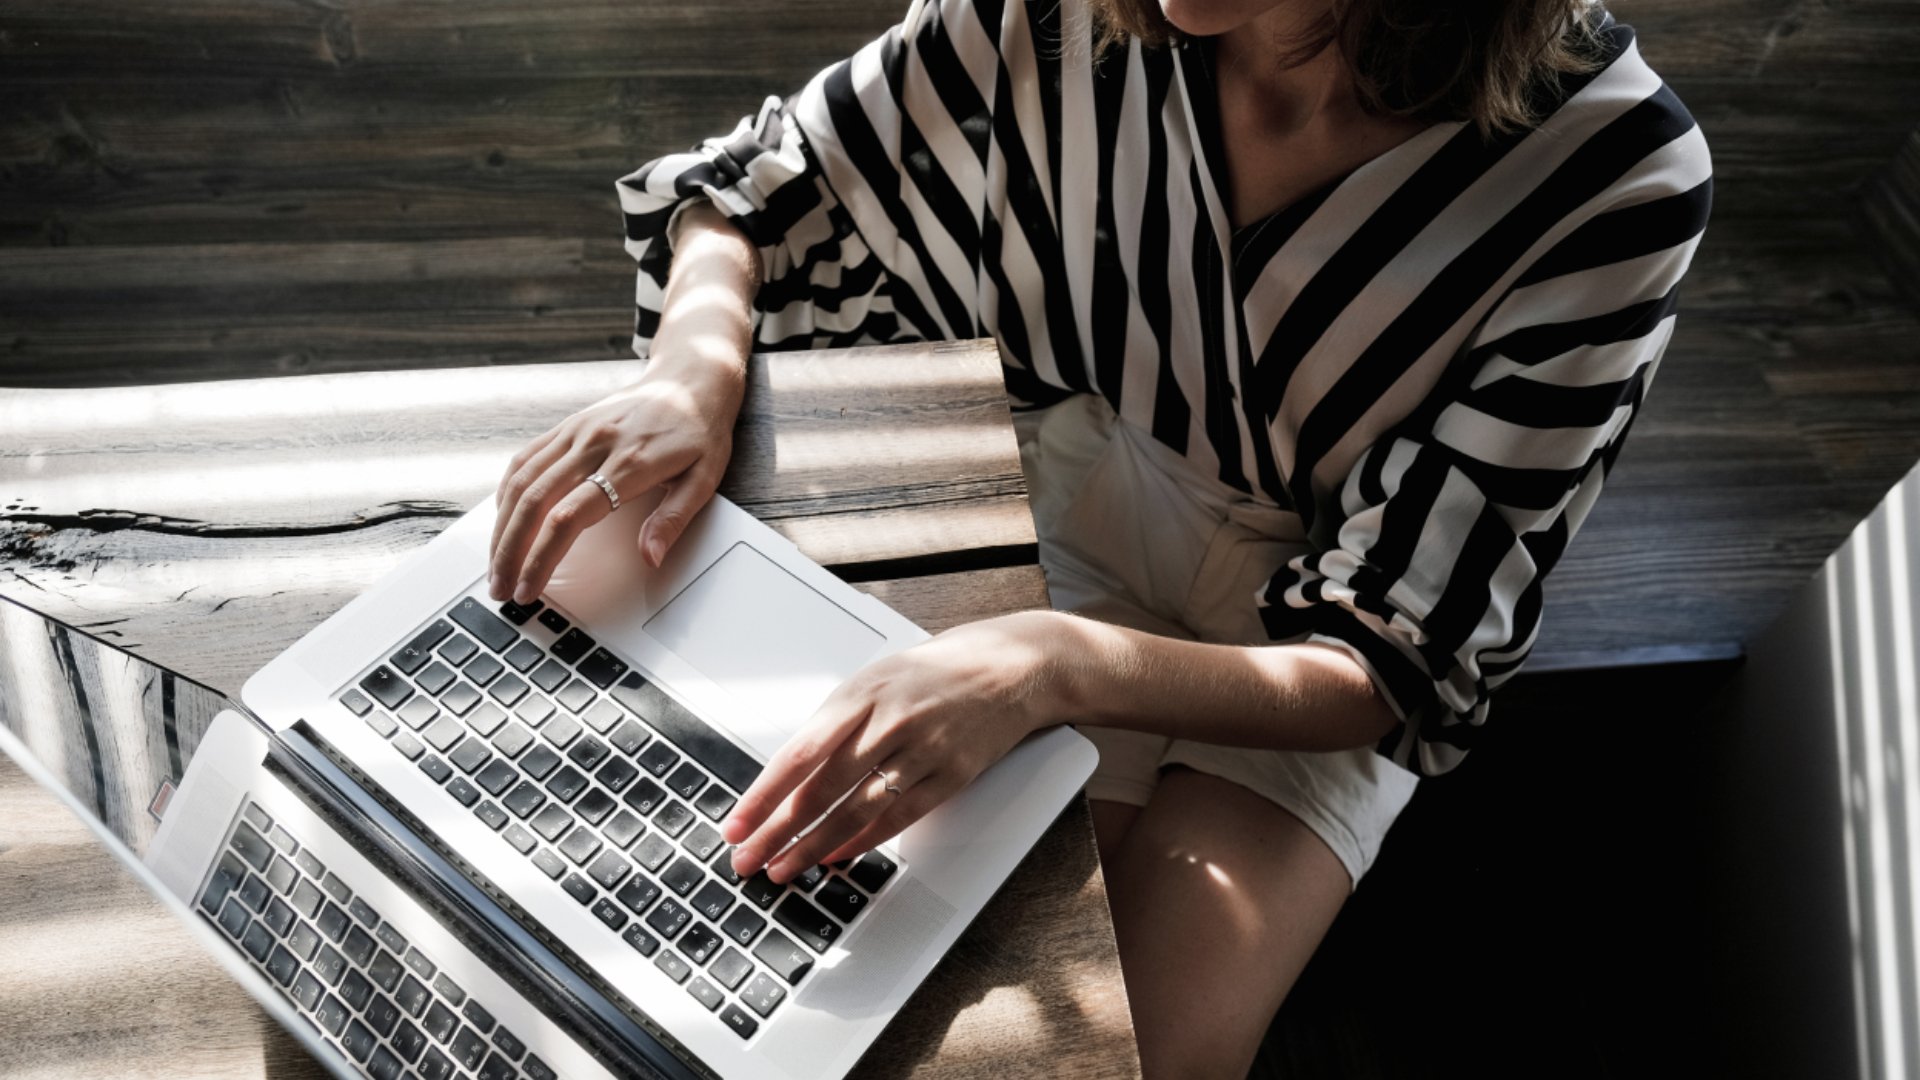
[489, 0, 1711, 1072]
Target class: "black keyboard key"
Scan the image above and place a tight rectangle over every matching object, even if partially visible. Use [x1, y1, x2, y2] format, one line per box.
[474, 799, 509, 830]
[451, 1025, 489, 1071]
[404, 947, 435, 980]
[514, 693, 557, 728]
[499, 598, 542, 626]
[440, 681, 482, 717]
[237, 874, 270, 913]
[288, 919, 322, 960]
[503, 639, 544, 673]
[653, 800, 694, 837]
[466, 701, 508, 737]
[599, 807, 645, 849]
[581, 699, 625, 735]
[816, 876, 869, 922]
[294, 848, 326, 880]
[633, 833, 675, 872]
[492, 721, 534, 758]
[422, 1000, 459, 1043]
[422, 716, 464, 753]
[446, 775, 481, 806]
[367, 950, 404, 993]
[316, 901, 350, 942]
[679, 922, 722, 964]
[369, 1046, 404, 1080]
[390, 730, 425, 761]
[561, 872, 597, 905]
[266, 942, 299, 986]
[243, 803, 272, 831]
[792, 864, 826, 892]
[575, 647, 628, 690]
[611, 672, 763, 794]
[438, 633, 479, 666]
[232, 823, 274, 871]
[848, 851, 899, 893]
[532, 848, 567, 880]
[466, 653, 506, 687]
[568, 736, 610, 771]
[418, 754, 453, 785]
[685, 975, 723, 1011]
[616, 877, 661, 915]
[360, 667, 413, 711]
[661, 856, 705, 897]
[476, 759, 518, 796]
[719, 1003, 759, 1039]
[316, 993, 351, 1037]
[529, 658, 570, 694]
[646, 896, 692, 939]
[391, 620, 452, 674]
[623, 777, 667, 815]
[342, 1018, 377, 1063]
[417, 1047, 454, 1080]
[292, 969, 325, 1011]
[264, 855, 297, 896]
[608, 719, 649, 756]
[432, 972, 466, 1007]
[267, 823, 297, 853]
[343, 926, 377, 968]
[397, 696, 440, 731]
[592, 897, 629, 931]
[710, 946, 754, 990]
[364, 710, 398, 738]
[554, 679, 595, 714]
[636, 741, 680, 778]
[488, 673, 529, 707]
[531, 804, 575, 843]
[691, 879, 734, 923]
[665, 762, 707, 800]
[740, 871, 783, 910]
[448, 737, 491, 774]
[339, 688, 373, 716]
[395, 974, 430, 1018]
[558, 824, 602, 865]
[477, 1052, 515, 1080]
[622, 923, 661, 957]
[694, 784, 737, 822]
[450, 598, 518, 653]
[503, 781, 547, 819]
[587, 849, 632, 890]
[536, 607, 569, 634]
[415, 661, 456, 696]
[261, 896, 295, 936]
[375, 922, 408, 955]
[720, 905, 767, 947]
[549, 628, 595, 664]
[503, 823, 538, 854]
[740, 972, 788, 1019]
[365, 992, 403, 1038]
[710, 847, 744, 887]
[520, 745, 562, 781]
[462, 998, 496, 1034]
[773, 893, 841, 953]
[545, 764, 588, 803]
[575, 787, 617, 826]
[339, 969, 374, 1011]
[392, 1020, 428, 1064]
[681, 822, 724, 861]
[654, 948, 692, 984]
[201, 852, 247, 915]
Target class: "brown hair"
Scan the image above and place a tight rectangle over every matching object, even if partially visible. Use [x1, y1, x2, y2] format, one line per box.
[1089, 0, 1608, 138]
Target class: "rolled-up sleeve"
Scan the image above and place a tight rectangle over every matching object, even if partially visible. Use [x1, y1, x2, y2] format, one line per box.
[1256, 164, 1713, 777]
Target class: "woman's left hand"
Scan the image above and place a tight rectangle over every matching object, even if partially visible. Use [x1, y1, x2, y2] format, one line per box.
[722, 610, 1076, 883]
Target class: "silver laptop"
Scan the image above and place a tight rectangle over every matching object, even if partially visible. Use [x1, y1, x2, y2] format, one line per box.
[143, 487, 1099, 1080]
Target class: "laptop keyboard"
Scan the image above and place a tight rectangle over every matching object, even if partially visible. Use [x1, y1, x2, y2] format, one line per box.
[201, 799, 560, 1080]
[336, 594, 901, 1041]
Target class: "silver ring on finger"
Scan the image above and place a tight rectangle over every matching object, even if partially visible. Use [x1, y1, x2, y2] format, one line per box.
[869, 764, 903, 797]
[585, 472, 620, 512]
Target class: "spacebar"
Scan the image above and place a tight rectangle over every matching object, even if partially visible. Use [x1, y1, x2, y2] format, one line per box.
[610, 673, 764, 795]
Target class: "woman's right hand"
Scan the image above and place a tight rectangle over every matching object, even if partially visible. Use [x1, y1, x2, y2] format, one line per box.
[488, 201, 761, 605]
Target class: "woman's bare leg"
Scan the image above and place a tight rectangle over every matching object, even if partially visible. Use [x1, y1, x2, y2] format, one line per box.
[1103, 765, 1352, 1079]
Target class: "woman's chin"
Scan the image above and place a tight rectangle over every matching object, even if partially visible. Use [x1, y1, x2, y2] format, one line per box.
[1156, 0, 1271, 37]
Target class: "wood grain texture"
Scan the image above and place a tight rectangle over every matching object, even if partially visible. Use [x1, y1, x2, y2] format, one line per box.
[0, 752, 327, 1080]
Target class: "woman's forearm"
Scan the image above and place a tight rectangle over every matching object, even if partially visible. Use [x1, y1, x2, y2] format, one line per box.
[1041, 611, 1404, 753]
[649, 199, 762, 384]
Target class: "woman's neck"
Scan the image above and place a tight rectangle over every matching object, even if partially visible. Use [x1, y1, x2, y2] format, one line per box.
[1212, 2, 1358, 138]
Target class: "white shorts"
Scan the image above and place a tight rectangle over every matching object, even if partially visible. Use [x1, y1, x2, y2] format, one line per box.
[1014, 393, 1419, 892]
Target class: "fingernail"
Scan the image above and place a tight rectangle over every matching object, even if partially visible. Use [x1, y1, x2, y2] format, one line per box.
[513, 580, 535, 604]
[488, 572, 501, 599]
[644, 537, 664, 568]
[720, 816, 742, 841]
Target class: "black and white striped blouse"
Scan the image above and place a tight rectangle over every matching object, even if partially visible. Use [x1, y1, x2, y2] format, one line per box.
[616, 0, 1713, 777]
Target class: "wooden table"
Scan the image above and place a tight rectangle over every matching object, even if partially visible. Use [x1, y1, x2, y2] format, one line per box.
[0, 341, 1143, 1080]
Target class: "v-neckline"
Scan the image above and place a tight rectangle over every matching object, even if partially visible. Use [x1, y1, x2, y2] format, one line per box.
[1174, 33, 1440, 263]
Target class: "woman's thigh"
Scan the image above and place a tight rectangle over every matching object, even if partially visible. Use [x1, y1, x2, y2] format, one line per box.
[1100, 766, 1351, 1080]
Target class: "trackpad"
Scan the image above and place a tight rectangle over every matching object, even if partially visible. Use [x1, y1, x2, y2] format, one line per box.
[643, 542, 885, 729]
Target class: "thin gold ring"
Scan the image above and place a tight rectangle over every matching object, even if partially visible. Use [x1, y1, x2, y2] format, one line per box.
[870, 765, 902, 796]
